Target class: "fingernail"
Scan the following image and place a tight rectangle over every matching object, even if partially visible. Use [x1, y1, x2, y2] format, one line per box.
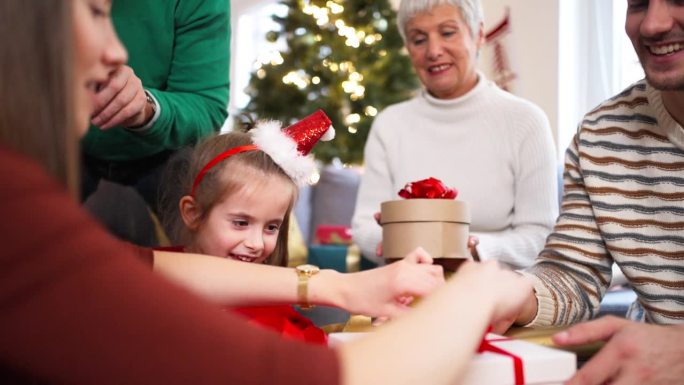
[554, 331, 569, 342]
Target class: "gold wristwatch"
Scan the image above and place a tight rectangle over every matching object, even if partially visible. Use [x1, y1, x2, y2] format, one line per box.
[295, 264, 320, 310]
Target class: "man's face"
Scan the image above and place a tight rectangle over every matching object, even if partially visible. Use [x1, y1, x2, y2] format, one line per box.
[626, 0, 684, 90]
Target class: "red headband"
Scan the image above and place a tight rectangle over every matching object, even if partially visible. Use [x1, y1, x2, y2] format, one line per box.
[190, 144, 258, 196]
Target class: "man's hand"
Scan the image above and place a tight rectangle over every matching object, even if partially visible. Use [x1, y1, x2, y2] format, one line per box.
[553, 316, 684, 385]
[91, 65, 152, 130]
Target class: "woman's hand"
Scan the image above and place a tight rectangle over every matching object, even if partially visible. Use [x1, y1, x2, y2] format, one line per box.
[373, 212, 384, 257]
[331, 247, 444, 318]
[453, 260, 534, 330]
[467, 235, 480, 261]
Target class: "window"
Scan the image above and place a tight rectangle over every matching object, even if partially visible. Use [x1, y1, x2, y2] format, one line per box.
[613, 0, 644, 90]
[557, 0, 644, 160]
[230, 2, 287, 113]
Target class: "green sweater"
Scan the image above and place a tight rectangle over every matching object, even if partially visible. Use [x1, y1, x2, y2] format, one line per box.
[81, 0, 231, 162]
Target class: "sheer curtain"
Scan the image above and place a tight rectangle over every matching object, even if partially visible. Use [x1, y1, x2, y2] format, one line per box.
[557, 0, 619, 159]
[226, 0, 285, 132]
[557, 0, 644, 158]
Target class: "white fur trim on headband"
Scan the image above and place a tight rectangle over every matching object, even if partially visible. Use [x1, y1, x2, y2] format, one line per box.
[250, 120, 315, 186]
[321, 126, 335, 141]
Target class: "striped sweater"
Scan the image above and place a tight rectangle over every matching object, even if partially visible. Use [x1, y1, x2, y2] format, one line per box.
[525, 79, 684, 326]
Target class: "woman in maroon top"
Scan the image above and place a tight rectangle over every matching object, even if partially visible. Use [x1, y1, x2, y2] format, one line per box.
[0, 0, 533, 384]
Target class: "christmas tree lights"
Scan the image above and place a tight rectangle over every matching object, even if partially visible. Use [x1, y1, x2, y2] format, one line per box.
[240, 0, 418, 164]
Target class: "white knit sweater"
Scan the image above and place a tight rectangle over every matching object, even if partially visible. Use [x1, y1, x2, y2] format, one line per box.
[352, 74, 559, 268]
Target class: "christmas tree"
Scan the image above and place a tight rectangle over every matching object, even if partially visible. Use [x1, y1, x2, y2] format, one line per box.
[240, 0, 419, 164]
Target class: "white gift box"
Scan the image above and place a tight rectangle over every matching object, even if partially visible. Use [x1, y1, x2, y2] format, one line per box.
[328, 333, 576, 385]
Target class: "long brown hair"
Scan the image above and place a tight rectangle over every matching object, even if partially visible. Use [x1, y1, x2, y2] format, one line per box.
[0, 0, 79, 197]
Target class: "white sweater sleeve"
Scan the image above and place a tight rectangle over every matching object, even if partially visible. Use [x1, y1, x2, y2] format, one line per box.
[351, 118, 395, 265]
[473, 105, 558, 269]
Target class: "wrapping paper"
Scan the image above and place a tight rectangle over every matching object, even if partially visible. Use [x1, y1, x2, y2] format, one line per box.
[328, 332, 576, 384]
[315, 224, 353, 245]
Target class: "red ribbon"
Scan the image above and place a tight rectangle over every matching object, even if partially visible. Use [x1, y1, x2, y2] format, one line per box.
[397, 177, 458, 199]
[477, 335, 525, 385]
[232, 305, 328, 345]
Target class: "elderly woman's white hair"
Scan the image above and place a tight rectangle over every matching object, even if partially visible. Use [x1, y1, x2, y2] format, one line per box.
[397, 0, 484, 41]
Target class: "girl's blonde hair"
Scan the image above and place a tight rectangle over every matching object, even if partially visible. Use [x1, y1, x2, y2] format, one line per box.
[162, 131, 298, 267]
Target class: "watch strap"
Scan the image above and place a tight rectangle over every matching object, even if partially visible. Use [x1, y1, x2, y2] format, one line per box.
[296, 264, 319, 310]
[127, 90, 160, 132]
[297, 272, 313, 310]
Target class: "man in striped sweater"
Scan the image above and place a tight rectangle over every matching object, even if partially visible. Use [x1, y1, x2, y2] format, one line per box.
[512, 1, 684, 384]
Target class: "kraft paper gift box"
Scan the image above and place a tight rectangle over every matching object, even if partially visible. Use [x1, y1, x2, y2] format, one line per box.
[328, 332, 577, 385]
[380, 199, 471, 266]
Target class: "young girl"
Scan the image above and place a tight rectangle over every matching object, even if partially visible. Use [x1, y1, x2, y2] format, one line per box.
[161, 111, 369, 343]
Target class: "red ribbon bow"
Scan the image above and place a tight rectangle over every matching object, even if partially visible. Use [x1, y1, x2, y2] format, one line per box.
[397, 177, 458, 199]
[232, 305, 328, 345]
[477, 335, 525, 385]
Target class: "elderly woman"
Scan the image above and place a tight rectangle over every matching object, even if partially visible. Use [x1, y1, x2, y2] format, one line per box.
[352, 0, 558, 269]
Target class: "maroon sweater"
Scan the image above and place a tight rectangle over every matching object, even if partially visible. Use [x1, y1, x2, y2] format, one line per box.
[0, 146, 339, 384]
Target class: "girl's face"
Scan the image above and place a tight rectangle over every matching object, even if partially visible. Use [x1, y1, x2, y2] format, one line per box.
[72, 0, 126, 135]
[186, 175, 294, 264]
[405, 4, 483, 99]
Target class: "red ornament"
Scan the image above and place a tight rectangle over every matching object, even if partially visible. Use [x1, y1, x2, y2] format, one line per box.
[397, 177, 458, 199]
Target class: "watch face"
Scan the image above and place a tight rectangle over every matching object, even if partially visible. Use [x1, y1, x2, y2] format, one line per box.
[297, 264, 320, 274]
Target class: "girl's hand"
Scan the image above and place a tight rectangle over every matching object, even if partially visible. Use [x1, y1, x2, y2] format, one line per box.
[335, 247, 444, 318]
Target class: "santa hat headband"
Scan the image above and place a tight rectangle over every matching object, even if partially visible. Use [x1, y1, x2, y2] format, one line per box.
[191, 110, 334, 196]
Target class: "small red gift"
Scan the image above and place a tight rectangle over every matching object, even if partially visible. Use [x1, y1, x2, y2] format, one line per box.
[460, 333, 576, 384]
[315, 224, 352, 245]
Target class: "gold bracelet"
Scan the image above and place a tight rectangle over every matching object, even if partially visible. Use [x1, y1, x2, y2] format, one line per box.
[295, 264, 320, 310]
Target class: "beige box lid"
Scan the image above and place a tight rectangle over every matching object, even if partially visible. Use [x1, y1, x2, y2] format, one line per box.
[380, 199, 470, 224]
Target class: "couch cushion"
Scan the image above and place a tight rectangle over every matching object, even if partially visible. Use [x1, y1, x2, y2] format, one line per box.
[308, 165, 361, 242]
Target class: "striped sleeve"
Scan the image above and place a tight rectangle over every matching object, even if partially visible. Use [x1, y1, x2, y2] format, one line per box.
[524, 132, 612, 325]
[525, 80, 684, 326]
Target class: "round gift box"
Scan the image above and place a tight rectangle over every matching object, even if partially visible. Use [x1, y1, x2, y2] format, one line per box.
[380, 199, 471, 267]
